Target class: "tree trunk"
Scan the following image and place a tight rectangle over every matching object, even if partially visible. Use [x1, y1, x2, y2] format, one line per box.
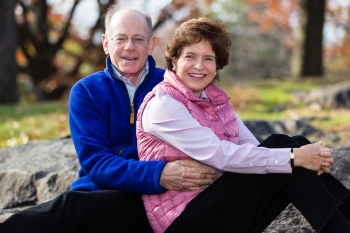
[291, 0, 325, 78]
[0, 0, 19, 104]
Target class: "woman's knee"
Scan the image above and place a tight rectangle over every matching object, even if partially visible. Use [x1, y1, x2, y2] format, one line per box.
[291, 135, 311, 146]
[259, 134, 299, 148]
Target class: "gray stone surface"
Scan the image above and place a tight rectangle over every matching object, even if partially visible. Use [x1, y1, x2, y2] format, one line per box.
[330, 149, 350, 189]
[300, 81, 350, 109]
[0, 137, 79, 210]
[0, 170, 36, 209]
[245, 119, 322, 143]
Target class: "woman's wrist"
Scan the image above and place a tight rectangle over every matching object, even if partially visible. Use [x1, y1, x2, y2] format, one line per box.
[290, 148, 295, 168]
[292, 148, 303, 167]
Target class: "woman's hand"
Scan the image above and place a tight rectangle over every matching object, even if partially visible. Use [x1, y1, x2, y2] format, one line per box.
[294, 141, 334, 175]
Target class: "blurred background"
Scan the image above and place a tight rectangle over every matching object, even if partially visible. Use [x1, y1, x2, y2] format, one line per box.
[0, 0, 349, 148]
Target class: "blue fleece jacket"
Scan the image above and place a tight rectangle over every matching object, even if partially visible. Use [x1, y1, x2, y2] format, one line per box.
[69, 56, 167, 194]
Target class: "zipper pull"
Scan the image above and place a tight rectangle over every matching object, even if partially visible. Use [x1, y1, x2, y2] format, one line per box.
[130, 103, 134, 124]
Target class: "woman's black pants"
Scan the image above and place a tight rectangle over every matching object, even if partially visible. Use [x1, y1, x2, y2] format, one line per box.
[165, 134, 350, 233]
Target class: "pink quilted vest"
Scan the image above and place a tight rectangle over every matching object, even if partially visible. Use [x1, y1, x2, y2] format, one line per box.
[136, 70, 239, 232]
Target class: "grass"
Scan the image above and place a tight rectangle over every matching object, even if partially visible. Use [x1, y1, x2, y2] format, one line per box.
[0, 102, 70, 148]
[0, 79, 349, 148]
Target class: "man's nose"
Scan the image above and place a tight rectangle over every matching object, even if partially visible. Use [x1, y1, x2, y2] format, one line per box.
[124, 38, 135, 50]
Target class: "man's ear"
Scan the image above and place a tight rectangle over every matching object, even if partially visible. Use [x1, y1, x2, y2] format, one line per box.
[102, 34, 109, 55]
[147, 36, 157, 55]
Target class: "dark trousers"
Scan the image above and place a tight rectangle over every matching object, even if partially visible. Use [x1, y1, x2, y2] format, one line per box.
[165, 134, 350, 233]
[0, 190, 153, 233]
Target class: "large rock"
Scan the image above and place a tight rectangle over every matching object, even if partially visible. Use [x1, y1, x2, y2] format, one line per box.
[0, 170, 36, 209]
[0, 137, 79, 209]
[300, 81, 350, 109]
[245, 119, 322, 143]
[330, 149, 350, 189]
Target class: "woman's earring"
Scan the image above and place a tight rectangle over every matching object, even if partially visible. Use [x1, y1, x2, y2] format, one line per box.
[172, 66, 176, 71]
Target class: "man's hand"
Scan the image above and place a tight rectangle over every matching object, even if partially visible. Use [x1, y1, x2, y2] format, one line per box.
[160, 160, 222, 191]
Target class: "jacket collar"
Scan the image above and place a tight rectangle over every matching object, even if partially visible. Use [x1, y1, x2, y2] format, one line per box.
[104, 55, 156, 82]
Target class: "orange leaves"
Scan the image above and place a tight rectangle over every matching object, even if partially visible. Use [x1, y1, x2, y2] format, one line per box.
[16, 49, 27, 66]
[246, 0, 300, 48]
[330, 35, 350, 65]
[325, 2, 350, 69]
[247, 0, 299, 33]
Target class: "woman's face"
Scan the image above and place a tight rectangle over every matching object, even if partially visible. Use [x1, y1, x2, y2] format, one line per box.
[174, 41, 217, 97]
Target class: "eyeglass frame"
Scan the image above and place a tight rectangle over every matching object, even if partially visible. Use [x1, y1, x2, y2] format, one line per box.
[106, 34, 150, 47]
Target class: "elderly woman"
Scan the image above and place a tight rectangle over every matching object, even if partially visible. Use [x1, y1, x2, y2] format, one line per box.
[136, 17, 350, 233]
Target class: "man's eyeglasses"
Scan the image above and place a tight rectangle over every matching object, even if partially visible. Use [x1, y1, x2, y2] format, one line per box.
[108, 35, 150, 47]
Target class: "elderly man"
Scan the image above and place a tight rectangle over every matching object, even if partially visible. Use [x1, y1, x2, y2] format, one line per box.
[0, 6, 217, 233]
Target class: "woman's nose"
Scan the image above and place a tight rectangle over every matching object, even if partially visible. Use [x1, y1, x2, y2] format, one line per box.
[194, 60, 204, 70]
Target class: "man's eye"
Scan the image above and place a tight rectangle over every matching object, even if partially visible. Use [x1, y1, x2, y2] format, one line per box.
[116, 37, 127, 42]
[134, 37, 145, 42]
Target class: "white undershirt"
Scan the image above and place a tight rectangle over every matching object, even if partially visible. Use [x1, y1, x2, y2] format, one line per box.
[112, 62, 149, 102]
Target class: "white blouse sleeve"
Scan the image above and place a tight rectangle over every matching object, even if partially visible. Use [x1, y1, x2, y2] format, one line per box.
[141, 91, 292, 174]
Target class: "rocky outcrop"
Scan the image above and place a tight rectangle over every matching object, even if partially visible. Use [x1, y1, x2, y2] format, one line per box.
[296, 81, 350, 109]
[0, 121, 349, 232]
[0, 137, 79, 210]
[244, 119, 322, 143]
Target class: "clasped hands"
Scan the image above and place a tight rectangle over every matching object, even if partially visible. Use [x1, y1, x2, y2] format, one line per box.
[293, 141, 334, 175]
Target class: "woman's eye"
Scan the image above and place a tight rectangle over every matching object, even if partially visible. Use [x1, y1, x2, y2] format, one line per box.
[205, 57, 215, 61]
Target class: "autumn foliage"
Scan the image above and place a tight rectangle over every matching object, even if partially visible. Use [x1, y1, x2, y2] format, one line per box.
[247, 0, 298, 48]
[247, 0, 350, 74]
[12, 0, 350, 102]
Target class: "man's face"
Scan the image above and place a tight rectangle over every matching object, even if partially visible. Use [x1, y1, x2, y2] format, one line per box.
[102, 10, 156, 83]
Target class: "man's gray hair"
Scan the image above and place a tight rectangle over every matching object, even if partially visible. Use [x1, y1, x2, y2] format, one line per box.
[102, 5, 153, 38]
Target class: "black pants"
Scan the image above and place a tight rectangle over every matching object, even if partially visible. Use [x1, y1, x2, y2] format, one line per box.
[0, 190, 153, 233]
[165, 134, 350, 233]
